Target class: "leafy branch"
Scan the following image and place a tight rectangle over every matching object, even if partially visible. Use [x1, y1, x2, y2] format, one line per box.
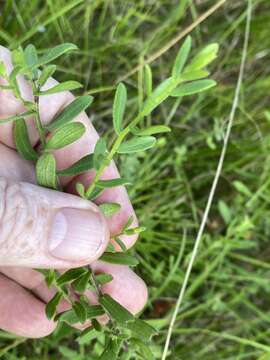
[0, 36, 218, 359]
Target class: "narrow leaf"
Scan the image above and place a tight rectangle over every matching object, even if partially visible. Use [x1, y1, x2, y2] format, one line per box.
[36, 153, 58, 189]
[96, 178, 131, 188]
[172, 35, 192, 77]
[38, 65, 57, 87]
[99, 203, 121, 217]
[186, 43, 219, 71]
[181, 69, 209, 82]
[72, 301, 87, 323]
[57, 154, 94, 176]
[24, 44, 38, 78]
[144, 64, 152, 97]
[13, 118, 38, 161]
[0, 61, 6, 76]
[171, 79, 217, 97]
[95, 273, 113, 285]
[57, 268, 87, 286]
[45, 292, 63, 319]
[127, 319, 157, 341]
[46, 122, 85, 150]
[93, 138, 107, 170]
[47, 96, 93, 131]
[99, 339, 121, 360]
[0, 111, 35, 124]
[72, 271, 91, 293]
[100, 252, 139, 266]
[99, 294, 134, 324]
[38, 81, 82, 95]
[37, 43, 78, 67]
[130, 338, 154, 360]
[132, 125, 171, 136]
[117, 136, 156, 154]
[113, 83, 127, 135]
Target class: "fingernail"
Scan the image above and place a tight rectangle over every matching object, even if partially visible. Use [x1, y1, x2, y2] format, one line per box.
[48, 208, 108, 262]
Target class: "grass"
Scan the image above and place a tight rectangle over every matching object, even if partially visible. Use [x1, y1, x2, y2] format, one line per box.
[1, 0, 270, 358]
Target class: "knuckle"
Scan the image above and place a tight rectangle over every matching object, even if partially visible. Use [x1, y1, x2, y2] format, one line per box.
[0, 178, 49, 262]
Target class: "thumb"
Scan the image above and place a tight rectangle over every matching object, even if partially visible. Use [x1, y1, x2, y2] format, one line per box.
[0, 177, 109, 268]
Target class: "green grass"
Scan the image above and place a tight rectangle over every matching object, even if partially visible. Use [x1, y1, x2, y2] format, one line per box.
[1, 0, 270, 358]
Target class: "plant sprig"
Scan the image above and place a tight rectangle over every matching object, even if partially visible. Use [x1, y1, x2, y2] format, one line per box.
[0, 36, 218, 358]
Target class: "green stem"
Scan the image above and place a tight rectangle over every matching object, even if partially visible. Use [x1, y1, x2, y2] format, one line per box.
[34, 95, 46, 148]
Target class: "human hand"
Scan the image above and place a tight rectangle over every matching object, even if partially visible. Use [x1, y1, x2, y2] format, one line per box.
[0, 46, 147, 338]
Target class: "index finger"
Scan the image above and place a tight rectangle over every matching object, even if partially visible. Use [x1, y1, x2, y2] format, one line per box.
[0, 45, 139, 249]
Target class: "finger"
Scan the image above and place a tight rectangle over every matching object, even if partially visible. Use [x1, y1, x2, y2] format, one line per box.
[0, 274, 56, 338]
[0, 176, 109, 268]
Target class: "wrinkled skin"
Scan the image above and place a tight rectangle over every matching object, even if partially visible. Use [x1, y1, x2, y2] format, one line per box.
[0, 46, 148, 338]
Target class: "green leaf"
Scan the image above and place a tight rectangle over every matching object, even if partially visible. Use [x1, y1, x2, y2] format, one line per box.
[11, 48, 25, 68]
[37, 43, 78, 67]
[132, 125, 171, 136]
[24, 44, 38, 78]
[38, 65, 57, 88]
[45, 292, 63, 320]
[114, 237, 127, 252]
[127, 319, 157, 341]
[99, 294, 134, 324]
[171, 79, 217, 97]
[95, 273, 114, 285]
[186, 43, 219, 71]
[0, 61, 6, 77]
[180, 69, 210, 82]
[93, 138, 107, 170]
[72, 301, 87, 323]
[57, 268, 87, 286]
[100, 252, 139, 266]
[87, 187, 104, 201]
[99, 339, 122, 360]
[99, 203, 121, 217]
[172, 35, 192, 78]
[57, 154, 94, 176]
[124, 226, 146, 235]
[36, 153, 58, 189]
[117, 136, 156, 154]
[92, 319, 102, 332]
[130, 338, 154, 360]
[96, 178, 131, 188]
[35, 269, 55, 287]
[57, 306, 104, 324]
[113, 83, 127, 135]
[142, 77, 180, 116]
[13, 118, 38, 161]
[76, 182, 86, 198]
[46, 122, 85, 150]
[72, 271, 91, 293]
[0, 110, 35, 124]
[47, 96, 93, 131]
[144, 64, 152, 97]
[37, 81, 82, 95]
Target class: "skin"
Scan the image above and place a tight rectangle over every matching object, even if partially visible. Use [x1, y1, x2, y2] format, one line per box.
[0, 46, 148, 338]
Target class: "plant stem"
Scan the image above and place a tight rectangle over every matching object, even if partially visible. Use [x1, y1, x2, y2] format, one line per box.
[34, 95, 46, 148]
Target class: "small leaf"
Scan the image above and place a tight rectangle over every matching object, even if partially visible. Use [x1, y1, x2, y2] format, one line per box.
[93, 138, 107, 170]
[144, 64, 152, 97]
[36, 153, 58, 189]
[37, 43, 78, 67]
[127, 319, 157, 341]
[24, 44, 38, 78]
[57, 154, 94, 176]
[95, 273, 113, 285]
[92, 319, 102, 332]
[99, 294, 134, 324]
[99, 203, 121, 217]
[186, 43, 219, 71]
[96, 178, 131, 188]
[172, 35, 192, 78]
[38, 81, 82, 95]
[47, 96, 93, 131]
[143, 77, 177, 116]
[38, 65, 57, 87]
[114, 237, 127, 252]
[46, 122, 85, 150]
[100, 252, 139, 266]
[87, 187, 104, 200]
[13, 118, 38, 161]
[57, 268, 87, 286]
[124, 226, 146, 235]
[57, 306, 104, 324]
[46, 292, 63, 319]
[132, 125, 171, 136]
[181, 70, 209, 82]
[130, 338, 154, 360]
[76, 182, 86, 198]
[171, 79, 217, 97]
[35, 269, 55, 287]
[0, 110, 35, 124]
[72, 271, 91, 293]
[113, 83, 127, 135]
[72, 301, 87, 323]
[117, 136, 156, 154]
[0, 61, 6, 77]
[99, 338, 121, 360]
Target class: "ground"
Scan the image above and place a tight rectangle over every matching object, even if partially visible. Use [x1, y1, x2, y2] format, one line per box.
[1, 0, 270, 359]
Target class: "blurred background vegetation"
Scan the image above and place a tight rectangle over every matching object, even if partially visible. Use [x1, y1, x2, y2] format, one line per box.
[1, 0, 270, 358]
